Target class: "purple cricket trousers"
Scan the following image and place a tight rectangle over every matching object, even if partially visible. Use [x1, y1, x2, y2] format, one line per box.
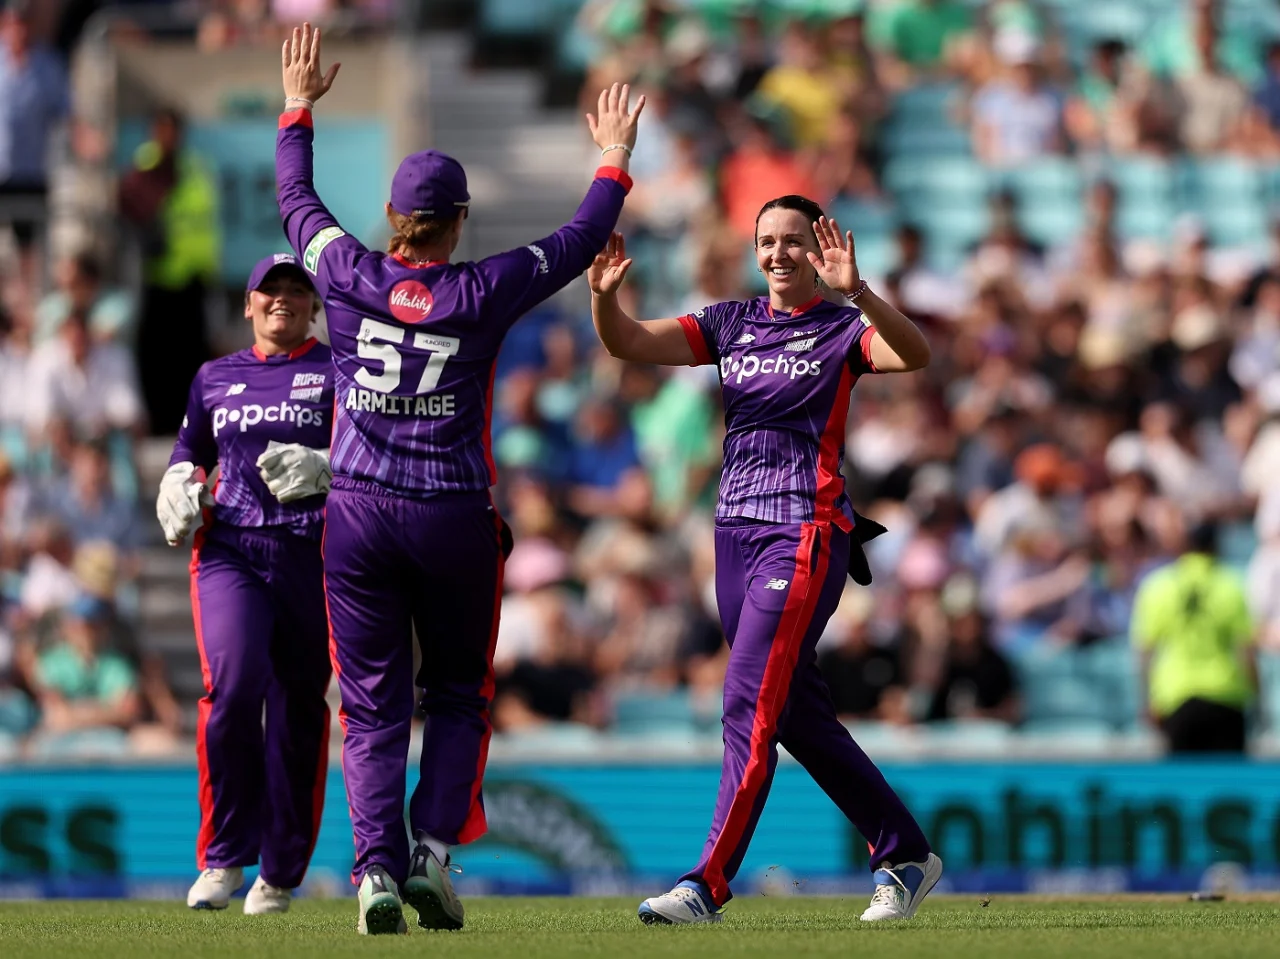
[683, 520, 930, 905]
[322, 482, 505, 887]
[190, 524, 331, 888]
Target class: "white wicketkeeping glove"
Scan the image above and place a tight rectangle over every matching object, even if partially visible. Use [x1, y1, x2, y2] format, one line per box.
[157, 462, 212, 546]
[256, 443, 331, 504]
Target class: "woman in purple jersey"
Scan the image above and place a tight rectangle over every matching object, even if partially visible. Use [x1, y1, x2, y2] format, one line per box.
[278, 23, 642, 935]
[159, 254, 334, 916]
[589, 197, 941, 923]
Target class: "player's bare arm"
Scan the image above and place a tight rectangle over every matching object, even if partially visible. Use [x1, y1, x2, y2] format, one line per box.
[589, 232, 698, 366]
[808, 216, 931, 373]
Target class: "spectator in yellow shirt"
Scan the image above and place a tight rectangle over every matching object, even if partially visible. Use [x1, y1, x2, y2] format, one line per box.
[1131, 521, 1258, 753]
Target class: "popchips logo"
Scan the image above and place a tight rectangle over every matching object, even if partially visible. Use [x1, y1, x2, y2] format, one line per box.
[389, 280, 434, 323]
[212, 402, 325, 436]
[719, 352, 823, 384]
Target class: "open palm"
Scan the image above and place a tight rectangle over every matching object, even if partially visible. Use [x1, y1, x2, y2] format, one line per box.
[588, 232, 633, 296]
[807, 216, 861, 294]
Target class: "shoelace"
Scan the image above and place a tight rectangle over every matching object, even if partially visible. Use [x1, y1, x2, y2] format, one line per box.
[201, 868, 233, 883]
[869, 872, 908, 910]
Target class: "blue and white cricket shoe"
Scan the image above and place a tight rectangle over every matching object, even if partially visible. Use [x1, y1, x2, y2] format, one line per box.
[860, 853, 943, 921]
[187, 866, 243, 910]
[638, 879, 723, 925]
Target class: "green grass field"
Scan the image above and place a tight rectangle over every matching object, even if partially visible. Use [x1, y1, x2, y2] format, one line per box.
[2, 897, 1279, 958]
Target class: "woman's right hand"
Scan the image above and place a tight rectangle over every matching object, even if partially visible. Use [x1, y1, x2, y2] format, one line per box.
[586, 83, 645, 162]
[587, 232, 633, 297]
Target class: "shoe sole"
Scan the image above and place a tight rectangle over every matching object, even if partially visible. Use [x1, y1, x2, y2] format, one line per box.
[403, 877, 464, 931]
[188, 901, 228, 911]
[638, 906, 722, 926]
[360, 897, 406, 935]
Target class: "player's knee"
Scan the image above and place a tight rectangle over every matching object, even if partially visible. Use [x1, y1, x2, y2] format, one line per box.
[721, 687, 759, 726]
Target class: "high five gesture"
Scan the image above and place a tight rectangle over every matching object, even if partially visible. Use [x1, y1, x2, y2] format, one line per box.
[807, 216, 861, 295]
[282, 22, 340, 107]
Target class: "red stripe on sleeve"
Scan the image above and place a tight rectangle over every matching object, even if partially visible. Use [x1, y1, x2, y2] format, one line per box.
[861, 328, 880, 373]
[279, 109, 314, 129]
[594, 166, 634, 192]
[677, 314, 714, 366]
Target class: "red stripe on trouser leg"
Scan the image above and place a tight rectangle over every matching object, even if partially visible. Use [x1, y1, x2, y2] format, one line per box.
[457, 509, 507, 844]
[190, 534, 216, 869]
[700, 525, 829, 904]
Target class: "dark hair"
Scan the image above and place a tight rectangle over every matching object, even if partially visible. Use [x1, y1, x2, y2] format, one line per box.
[1187, 520, 1219, 556]
[71, 251, 102, 284]
[754, 195, 825, 244]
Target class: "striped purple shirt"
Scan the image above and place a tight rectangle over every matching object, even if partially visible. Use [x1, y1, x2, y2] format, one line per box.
[275, 109, 632, 497]
[169, 339, 333, 541]
[678, 294, 880, 529]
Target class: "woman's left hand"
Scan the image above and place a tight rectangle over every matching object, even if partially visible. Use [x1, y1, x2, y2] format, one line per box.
[282, 22, 341, 104]
[807, 216, 861, 295]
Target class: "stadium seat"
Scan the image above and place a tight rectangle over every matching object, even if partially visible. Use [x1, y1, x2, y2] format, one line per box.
[889, 83, 961, 128]
[1013, 644, 1114, 728]
[1259, 653, 1280, 733]
[479, 0, 557, 37]
[918, 205, 991, 252]
[1106, 157, 1176, 204]
[1079, 637, 1142, 730]
[923, 719, 1012, 752]
[1218, 520, 1259, 568]
[1114, 199, 1175, 241]
[879, 124, 972, 159]
[613, 689, 699, 736]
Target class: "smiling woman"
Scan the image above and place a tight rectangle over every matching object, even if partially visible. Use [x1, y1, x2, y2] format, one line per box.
[586, 199, 940, 926]
[245, 260, 321, 356]
[156, 252, 335, 917]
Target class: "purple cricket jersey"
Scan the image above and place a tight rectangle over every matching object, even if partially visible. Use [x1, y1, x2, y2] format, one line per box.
[677, 293, 880, 529]
[170, 338, 334, 540]
[275, 110, 633, 496]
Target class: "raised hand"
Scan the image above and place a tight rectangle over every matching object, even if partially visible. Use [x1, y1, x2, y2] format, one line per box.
[807, 216, 861, 295]
[588, 232, 633, 297]
[586, 83, 645, 156]
[282, 22, 341, 104]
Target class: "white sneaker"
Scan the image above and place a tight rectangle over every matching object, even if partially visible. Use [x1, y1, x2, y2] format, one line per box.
[860, 853, 943, 921]
[187, 867, 244, 910]
[244, 875, 292, 915]
[638, 880, 723, 925]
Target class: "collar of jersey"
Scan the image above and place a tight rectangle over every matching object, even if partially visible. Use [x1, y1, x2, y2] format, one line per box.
[764, 293, 824, 319]
[252, 336, 319, 362]
[391, 252, 448, 269]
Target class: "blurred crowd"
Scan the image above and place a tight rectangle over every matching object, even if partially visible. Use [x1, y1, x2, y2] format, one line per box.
[4, 0, 1280, 758]
[484, 0, 1280, 748]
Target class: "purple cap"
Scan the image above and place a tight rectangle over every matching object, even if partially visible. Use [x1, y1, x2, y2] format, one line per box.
[246, 253, 312, 294]
[389, 150, 470, 218]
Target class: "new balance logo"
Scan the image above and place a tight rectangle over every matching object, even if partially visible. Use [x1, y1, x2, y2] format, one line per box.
[765, 578, 789, 590]
[785, 337, 815, 352]
[734, 333, 756, 344]
[687, 899, 705, 917]
[226, 383, 247, 396]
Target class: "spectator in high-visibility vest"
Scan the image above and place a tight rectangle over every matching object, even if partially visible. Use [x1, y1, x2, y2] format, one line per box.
[1131, 520, 1259, 753]
[118, 107, 220, 435]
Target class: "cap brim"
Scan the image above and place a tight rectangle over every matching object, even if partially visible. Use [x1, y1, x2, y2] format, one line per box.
[252, 262, 314, 291]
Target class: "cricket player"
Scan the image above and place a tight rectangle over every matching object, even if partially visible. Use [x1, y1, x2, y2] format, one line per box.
[587, 200, 941, 924]
[276, 24, 641, 934]
[158, 253, 334, 915]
